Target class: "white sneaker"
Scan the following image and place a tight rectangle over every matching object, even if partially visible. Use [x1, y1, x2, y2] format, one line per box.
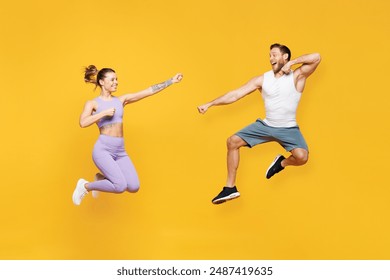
[72, 178, 89, 205]
[91, 173, 105, 198]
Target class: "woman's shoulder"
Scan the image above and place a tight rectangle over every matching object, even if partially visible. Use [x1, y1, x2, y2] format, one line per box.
[84, 98, 98, 108]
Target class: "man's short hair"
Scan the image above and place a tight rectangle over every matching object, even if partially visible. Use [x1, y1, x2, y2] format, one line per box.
[270, 43, 291, 61]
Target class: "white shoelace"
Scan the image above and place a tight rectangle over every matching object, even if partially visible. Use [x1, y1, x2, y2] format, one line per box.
[80, 190, 88, 200]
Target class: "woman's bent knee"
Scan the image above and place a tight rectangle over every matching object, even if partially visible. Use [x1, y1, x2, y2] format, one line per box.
[113, 180, 128, 193]
[127, 184, 140, 193]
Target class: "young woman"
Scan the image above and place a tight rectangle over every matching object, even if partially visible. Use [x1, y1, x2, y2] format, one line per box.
[73, 65, 183, 205]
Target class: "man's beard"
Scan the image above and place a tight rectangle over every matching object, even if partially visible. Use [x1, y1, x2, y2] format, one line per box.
[273, 62, 285, 73]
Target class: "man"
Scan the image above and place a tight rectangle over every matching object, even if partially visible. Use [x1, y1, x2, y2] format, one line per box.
[197, 43, 321, 204]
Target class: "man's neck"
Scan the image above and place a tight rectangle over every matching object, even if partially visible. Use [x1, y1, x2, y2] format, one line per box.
[273, 70, 285, 78]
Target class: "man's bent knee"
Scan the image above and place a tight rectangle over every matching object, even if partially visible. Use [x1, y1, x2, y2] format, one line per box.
[227, 135, 246, 150]
[292, 148, 309, 165]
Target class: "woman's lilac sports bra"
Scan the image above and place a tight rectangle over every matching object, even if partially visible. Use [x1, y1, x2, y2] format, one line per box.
[94, 96, 124, 128]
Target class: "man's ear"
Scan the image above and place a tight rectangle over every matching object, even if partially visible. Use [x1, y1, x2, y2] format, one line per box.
[283, 53, 289, 61]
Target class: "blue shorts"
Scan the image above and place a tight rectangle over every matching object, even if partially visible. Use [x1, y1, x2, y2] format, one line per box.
[235, 119, 308, 152]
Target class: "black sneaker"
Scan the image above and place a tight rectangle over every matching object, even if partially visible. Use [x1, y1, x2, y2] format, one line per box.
[265, 155, 285, 179]
[212, 186, 240, 204]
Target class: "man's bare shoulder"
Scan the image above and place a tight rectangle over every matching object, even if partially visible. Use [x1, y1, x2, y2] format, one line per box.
[249, 74, 265, 89]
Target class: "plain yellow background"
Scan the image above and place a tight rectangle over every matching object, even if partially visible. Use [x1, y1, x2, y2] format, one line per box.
[0, 0, 389, 259]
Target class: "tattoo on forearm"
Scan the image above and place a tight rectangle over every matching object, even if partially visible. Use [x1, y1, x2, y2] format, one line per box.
[151, 79, 173, 92]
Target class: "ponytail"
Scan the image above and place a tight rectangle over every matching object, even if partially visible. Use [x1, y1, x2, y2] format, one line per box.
[84, 65, 99, 85]
[83, 65, 116, 89]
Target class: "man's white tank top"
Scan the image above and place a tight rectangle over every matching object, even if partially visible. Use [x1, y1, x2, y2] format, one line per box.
[261, 70, 301, 128]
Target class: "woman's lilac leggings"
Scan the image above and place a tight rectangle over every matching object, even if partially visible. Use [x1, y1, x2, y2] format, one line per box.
[88, 134, 140, 193]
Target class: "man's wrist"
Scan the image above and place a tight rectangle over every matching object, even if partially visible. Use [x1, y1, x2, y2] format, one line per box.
[288, 60, 296, 66]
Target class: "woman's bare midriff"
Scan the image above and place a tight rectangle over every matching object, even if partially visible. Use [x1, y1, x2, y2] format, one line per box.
[99, 123, 124, 137]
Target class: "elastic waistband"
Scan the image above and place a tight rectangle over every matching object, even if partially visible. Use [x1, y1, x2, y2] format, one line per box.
[258, 118, 298, 129]
[98, 134, 124, 148]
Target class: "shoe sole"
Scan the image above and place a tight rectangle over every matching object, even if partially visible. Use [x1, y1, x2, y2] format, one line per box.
[265, 154, 282, 179]
[212, 192, 240, 204]
[73, 179, 86, 205]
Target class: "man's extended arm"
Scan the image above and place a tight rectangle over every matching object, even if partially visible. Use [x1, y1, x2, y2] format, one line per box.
[197, 75, 263, 114]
